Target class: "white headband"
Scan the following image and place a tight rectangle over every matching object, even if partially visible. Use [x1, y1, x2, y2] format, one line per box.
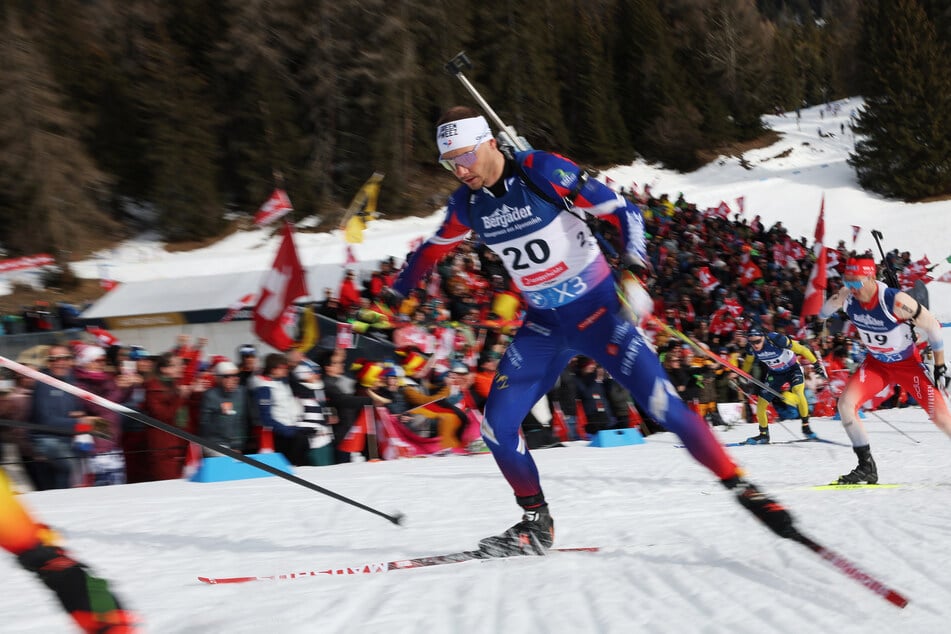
[436, 116, 492, 156]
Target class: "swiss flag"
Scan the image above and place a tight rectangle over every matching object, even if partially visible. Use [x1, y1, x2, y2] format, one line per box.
[253, 222, 308, 351]
[86, 326, 119, 347]
[739, 261, 762, 286]
[253, 189, 293, 227]
[799, 197, 827, 321]
[696, 266, 720, 294]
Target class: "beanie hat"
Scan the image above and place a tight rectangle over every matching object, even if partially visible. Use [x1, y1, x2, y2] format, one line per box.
[214, 361, 239, 376]
[395, 346, 427, 374]
[75, 345, 106, 367]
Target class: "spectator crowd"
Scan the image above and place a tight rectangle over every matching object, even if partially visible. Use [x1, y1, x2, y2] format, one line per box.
[0, 185, 937, 490]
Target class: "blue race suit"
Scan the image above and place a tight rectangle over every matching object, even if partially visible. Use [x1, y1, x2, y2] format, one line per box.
[393, 150, 738, 503]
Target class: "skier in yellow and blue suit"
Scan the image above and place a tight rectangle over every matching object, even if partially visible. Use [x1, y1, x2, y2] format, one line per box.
[741, 326, 826, 444]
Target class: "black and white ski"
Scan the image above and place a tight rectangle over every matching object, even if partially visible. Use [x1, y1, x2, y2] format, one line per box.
[198, 547, 599, 584]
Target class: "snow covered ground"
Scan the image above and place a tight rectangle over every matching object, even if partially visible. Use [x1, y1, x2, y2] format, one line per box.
[3, 99, 951, 632]
[3, 411, 951, 633]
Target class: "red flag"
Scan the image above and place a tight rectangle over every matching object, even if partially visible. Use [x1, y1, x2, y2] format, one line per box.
[851, 225, 861, 244]
[253, 222, 308, 350]
[344, 244, 357, 265]
[221, 293, 256, 322]
[935, 271, 951, 284]
[696, 266, 720, 294]
[338, 406, 370, 453]
[735, 196, 745, 216]
[253, 189, 293, 226]
[739, 261, 762, 286]
[800, 197, 827, 320]
[86, 326, 119, 347]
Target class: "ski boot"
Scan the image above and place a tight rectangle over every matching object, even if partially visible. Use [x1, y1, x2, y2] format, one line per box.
[479, 505, 554, 557]
[745, 429, 770, 445]
[837, 445, 878, 484]
[722, 475, 796, 538]
[801, 422, 817, 440]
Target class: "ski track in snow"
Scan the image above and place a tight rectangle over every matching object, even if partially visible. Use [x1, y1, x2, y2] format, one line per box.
[3, 411, 951, 632]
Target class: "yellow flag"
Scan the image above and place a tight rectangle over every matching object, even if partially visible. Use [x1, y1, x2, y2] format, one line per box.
[340, 172, 384, 244]
[344, 215, 367, 244]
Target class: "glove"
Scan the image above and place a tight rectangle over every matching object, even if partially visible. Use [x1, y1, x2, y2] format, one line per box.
[933, 363, 948, 389]
[812, 361, 827, 380]
[622, 253, 654, 278]
[620, 269, 653, 323]
[722, 476, 796, 539]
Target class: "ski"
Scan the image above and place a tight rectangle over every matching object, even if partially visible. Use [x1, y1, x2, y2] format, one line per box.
[678, 436, 848, 449]
[198, 547, 599, 584]
[811, 483, 903, 491]
[729, 436, 849, 448]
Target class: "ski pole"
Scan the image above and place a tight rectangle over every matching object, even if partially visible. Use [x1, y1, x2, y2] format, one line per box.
[870, 229, 901, 290]
[0, 356, 404, 526]
[652, 318, 807, 438]
[651, 317, 786, 401]
[446, 51, 528, 153]
[788, 529, 909, 608]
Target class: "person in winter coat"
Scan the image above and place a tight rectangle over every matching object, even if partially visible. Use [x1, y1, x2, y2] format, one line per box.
[142, 353, 191, 481]
[199, 361, 249, 456]
[72, 345, 139, 485]
[252, 353, 315, 463]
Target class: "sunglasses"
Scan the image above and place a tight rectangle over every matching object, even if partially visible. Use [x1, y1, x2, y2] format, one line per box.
[48, 355, 74, 361]
[843, 279, 864, 289]
[438, 139, 484, 172]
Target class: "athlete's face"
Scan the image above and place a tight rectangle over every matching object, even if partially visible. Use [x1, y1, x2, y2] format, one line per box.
[440, 138, 501, 190]
[749, 336, 765, 350]
[843, 275, 874, 300]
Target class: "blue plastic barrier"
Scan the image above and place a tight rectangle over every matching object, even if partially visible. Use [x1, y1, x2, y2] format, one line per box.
[190, 452, 293, 483]
[588, 428, 645, 448]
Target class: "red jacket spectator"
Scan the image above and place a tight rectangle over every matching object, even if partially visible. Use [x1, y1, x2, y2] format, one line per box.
[338, 270, 361, 313]
[142, 353, 190, 480]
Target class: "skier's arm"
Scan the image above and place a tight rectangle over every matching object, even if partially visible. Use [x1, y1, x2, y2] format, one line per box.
[892, 291, 945, 366]
[818, 286, 849, 319]
[392, 199, 472, 297]
[789, 340, 818, 364]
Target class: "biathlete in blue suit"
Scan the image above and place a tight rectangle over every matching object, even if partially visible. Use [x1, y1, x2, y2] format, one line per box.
[391, 106, 797, 554]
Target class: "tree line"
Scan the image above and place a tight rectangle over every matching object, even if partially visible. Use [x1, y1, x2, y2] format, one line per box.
[0, 0, 948, 259]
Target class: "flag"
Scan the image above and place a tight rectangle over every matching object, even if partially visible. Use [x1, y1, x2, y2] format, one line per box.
[341, 172, 384, 244]
[344, 244, 357, 265]
[86, 326, 119, 347]
[253, 188, 293, 227]
[851, 225, 861, 244]
[253, 222, 308, 350]
[696, 266, 720, 294]
[739, 260, 762, 286]
[735, 196, 745, 216]
[800, 197, 827, 321]
[338, 406, 370, 453]
[221, 293, 256, 322]
[344, 215, 366, 244]
[936, 271, 951, 284]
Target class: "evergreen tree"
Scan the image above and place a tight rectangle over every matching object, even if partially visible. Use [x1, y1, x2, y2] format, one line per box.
[0, 12, 118, 257]
[849, 0, 951, 199]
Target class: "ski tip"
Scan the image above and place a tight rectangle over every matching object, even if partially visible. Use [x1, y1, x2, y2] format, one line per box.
[390, 511, 406, 526]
